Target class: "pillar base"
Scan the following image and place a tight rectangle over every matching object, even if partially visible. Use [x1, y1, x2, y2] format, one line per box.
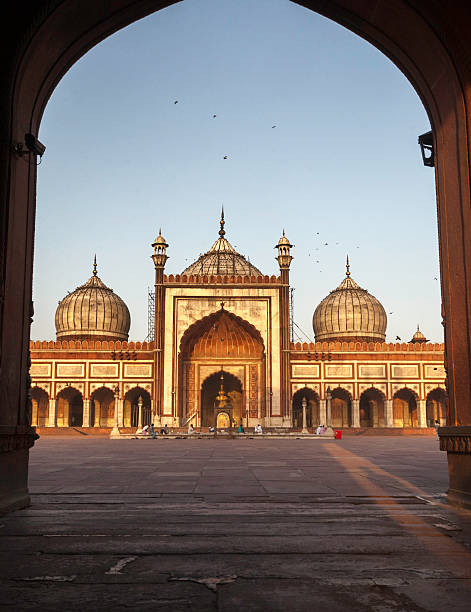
[109, 426, 121, 439]
[439, 426, 471, 510]
[0, 426, 37, 514]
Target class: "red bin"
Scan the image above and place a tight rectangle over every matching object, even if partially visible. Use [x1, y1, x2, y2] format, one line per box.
[335, 430, 342, 440]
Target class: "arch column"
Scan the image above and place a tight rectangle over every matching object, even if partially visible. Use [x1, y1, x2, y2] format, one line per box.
[385, 399, 394, 427]
[82, 399, 90, 428]
[418, 399, 427, 428]
[48, 399, 57, 428]
[352, 399, 360, 428]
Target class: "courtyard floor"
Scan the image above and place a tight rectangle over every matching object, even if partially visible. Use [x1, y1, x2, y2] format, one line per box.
[1, 437, 471, 611]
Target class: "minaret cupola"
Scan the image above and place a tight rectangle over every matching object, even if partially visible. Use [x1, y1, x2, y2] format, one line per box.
[151, 229, 169, 270]
[275, 230, 293, 271]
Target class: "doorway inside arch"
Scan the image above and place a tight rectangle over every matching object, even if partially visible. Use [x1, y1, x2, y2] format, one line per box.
[201, 372, 242, 428]
[393, 388, 418, 427]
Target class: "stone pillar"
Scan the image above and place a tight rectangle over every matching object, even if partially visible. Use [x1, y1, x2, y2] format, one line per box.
[319, 399, 327, 425]
[385, 399, 394, 427]
[418, 399, 427, 428]
[48, 399, 57, 427]
[301, 397, 308, 433]
[352, 399, 360, 428]
[94, 401, 101, 427]
[118, 399, 125, 427]
[137, 396, 143, 429]
[82, 399, 90, 428]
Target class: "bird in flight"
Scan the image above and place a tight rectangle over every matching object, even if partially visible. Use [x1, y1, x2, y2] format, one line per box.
[272, 125, 277, 128]
[434, 277, 438, 280]
[223, 155, 228, 159]
[324, 243, 328, 245]
[213, 114, 217, 118]
[389, 312, 394, 314]
[316, 232, 320, 235]
[396, 336, 401, 341]
[174, 100, 178, 104]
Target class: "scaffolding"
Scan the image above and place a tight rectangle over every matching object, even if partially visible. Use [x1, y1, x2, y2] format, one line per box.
[146, 288, 155, 342]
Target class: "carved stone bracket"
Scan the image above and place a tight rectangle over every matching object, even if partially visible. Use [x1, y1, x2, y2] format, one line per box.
[0, 426, 37, 453]
[439, 426, 471, 453]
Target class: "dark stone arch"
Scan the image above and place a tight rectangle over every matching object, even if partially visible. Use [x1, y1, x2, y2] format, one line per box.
[2, 0, 471, 511]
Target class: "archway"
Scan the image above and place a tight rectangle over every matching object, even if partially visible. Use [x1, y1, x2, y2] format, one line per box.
[90, 387, 114, 427]
[331, 388, 352, 428]
[426, 388, 447, 427]
[56, 387, 83, 427]
[201, 371, 242, 428]
[124, 388, 151, 428]
[292, 388, 320, 428]
[3, 2, 471, 510]
[393, 388, 418, 428]
[31, 387, 49, 427]
[360, 388, 386, 428]
[179, 308, 264, 424]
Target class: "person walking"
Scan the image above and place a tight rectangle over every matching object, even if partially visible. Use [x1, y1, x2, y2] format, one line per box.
[434, 419, 440, 440]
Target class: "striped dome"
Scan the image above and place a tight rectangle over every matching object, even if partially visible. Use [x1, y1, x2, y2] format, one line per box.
[55, 261, 130, 341]
[313, 261, 387, 343]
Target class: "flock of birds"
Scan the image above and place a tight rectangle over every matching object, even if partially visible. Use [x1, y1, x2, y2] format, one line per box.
[173, 99, 277, 160]
[172, 99, 439, 343]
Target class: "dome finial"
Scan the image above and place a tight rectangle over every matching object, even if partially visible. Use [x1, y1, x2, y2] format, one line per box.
[93, 254, 97, 276]
[346, 255, 350, 277]
[219, 206, 225, 237]
[282, 228, 285, 237]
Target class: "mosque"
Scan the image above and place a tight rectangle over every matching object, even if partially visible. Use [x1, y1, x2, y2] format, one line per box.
[29, 212, 446, 432]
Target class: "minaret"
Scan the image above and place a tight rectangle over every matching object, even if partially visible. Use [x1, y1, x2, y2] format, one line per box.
[275, 230, 293, 422]
[151, 230, 169, 421]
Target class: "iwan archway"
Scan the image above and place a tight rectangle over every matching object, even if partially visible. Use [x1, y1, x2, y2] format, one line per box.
[178, 308, 264, 428]
[2, 1, 471, 511]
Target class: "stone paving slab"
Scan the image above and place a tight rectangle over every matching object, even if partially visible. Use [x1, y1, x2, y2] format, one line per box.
[1, 437, 471, 610]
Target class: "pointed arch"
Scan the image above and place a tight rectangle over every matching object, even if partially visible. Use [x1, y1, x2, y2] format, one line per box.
[360, 387, 386, 427]
[292, 388, 320, 428]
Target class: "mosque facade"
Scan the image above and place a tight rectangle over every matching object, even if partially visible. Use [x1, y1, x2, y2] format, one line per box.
[29, 213, 446, 431]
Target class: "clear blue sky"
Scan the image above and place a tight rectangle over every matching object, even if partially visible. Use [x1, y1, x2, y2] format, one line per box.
[33, 0, 439, 343]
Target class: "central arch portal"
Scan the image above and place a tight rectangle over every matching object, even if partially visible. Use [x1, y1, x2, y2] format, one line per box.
[179, 308, 265, 427]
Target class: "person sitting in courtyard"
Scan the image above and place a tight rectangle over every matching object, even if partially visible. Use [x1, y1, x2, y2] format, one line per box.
[160, 424, 169, 435]
[209, 426, 215, 433]
[148, 423, 156, 439]
[237, 423, 245, 434]
[254, 423, 263, 434]
[139, 424, 149, 435]
[188, 423, 195, 434]
[315, 424, 322, 435]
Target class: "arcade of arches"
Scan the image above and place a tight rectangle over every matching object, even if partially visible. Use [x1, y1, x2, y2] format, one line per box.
[4, 0, 471, 511]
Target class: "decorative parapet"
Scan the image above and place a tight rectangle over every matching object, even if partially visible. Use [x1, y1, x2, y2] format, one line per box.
[289, 341, 445, 353]
[163, 273, 281, 285]
[439, 426, 471, 453]
[29, 340, 155, 351]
